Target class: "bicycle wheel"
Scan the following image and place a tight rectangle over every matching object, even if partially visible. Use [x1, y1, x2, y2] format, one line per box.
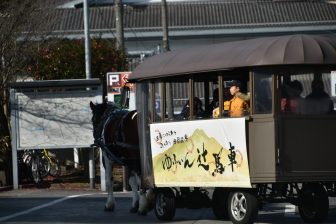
[30, 156, 41, 184]
[39, 156, 50, 178]
[49, 157, 61, 177]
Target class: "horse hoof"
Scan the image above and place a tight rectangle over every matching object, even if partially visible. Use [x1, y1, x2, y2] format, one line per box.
[129, 200, 139, 213]
[129, 207, 138, 213]
[104, 206, 114, 212]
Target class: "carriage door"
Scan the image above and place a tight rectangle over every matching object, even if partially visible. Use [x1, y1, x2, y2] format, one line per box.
[249, 72, 277, 183]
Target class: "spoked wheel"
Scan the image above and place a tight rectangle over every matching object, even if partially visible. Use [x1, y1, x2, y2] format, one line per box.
[298, 183, 329, 223]
[154, 188, 176, 221]
[39, 156, 50, 178]
[228, 190, 258, 224]
[212, 188, 229, 220]
[49, 157, 61, 177]
[30, 157, 41, 184]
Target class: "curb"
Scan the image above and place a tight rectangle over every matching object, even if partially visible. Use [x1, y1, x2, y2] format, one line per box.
[0, 185, 12, 192]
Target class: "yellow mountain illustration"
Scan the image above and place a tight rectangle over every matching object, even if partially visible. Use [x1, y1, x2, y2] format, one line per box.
[152, 128, 250, 187]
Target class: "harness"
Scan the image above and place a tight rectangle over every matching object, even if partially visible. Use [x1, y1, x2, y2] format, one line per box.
[93, 105, 138, 165]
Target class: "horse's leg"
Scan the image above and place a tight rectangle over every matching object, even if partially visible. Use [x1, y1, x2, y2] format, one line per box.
[138, 188, 155, 215]
[128, 171, 139, 213]
[137, 175, 155, 215]
[104, 156, 115, 212]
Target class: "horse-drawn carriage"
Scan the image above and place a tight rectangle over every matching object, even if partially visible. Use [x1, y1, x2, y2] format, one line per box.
[92, 34, 336, 224]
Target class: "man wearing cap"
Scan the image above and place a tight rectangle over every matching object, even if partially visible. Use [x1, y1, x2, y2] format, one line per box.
[228, 80, 249, 117]
[213, 80, 249, 118]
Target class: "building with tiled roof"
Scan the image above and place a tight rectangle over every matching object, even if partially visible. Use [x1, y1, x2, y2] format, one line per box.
[51, 0, 336, 59]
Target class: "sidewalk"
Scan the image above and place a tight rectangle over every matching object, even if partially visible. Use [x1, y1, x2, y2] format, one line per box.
[0, 184, 131, 198]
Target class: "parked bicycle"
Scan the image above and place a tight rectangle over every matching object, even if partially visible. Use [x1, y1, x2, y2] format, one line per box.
[21, 149, 61, 184]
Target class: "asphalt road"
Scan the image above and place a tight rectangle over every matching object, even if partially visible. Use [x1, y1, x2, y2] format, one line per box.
[0, 189, 336, 224]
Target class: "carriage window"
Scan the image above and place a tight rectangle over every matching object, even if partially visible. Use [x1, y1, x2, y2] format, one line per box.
[174, 79, 214, 120]
[171, 81, 189, 120]
[154, 82, 163, 122]
[254, 73, 272, 114]
[193, 80, 208, 119]
[280, 72, 335, 115]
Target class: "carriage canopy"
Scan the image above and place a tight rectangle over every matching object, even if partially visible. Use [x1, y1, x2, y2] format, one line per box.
[130, 34, 336, 81]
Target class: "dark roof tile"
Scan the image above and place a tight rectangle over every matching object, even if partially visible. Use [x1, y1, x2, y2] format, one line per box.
[50, 1, 336, 34]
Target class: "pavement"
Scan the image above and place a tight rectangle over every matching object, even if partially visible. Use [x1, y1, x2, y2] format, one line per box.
[0, 187, 129, 198]
[0, 184, 335, 208]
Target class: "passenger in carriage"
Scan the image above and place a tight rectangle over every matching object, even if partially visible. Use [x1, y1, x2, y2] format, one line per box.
[212, 87, 232, 118]
[177, 97, 205, 120]
[304, 78, 334, 114]
[213, 80, 250, 118]
[208, 88, 219, 114]
[280, 80, 304, 113]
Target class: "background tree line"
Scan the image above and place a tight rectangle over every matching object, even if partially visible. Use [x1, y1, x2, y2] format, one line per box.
[0, 0, 127, 185]
[27, 38, 127, 80]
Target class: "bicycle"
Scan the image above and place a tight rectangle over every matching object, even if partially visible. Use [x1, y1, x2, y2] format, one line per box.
[40, 149, 61, 178]
[21, 149, 61, 184]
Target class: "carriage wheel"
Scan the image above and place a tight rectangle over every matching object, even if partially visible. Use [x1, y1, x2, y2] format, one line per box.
[228, 190, 258, 224]
[154, 189, 176, 221]
[212, 188, 229, 220]
[298, 183, 329, 223]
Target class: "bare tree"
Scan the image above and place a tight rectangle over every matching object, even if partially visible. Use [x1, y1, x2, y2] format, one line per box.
[0, 0, 56, 183]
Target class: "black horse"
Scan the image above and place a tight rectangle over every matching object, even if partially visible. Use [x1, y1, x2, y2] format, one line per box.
[90, 100, 151, 214]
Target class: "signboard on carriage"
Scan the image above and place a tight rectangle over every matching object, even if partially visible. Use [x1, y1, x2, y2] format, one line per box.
[106, 72, 135, 109]
[149, 118, 251, 188]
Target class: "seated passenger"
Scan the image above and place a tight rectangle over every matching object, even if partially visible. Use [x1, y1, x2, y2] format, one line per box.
[212, 87, 232, 117]
[177, 97, 205, 120]
[213, 80, 249, 118]
[280, 80, 304, 113]
[304, 79, 333, 114]
[208, 88, 219, 115]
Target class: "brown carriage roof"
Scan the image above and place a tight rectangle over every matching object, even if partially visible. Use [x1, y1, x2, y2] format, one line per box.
[129, 34, 336, 81]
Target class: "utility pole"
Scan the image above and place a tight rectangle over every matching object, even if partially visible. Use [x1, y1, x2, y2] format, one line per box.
[161, 0, 170, 52]
[161, 0, 173, 119]
[115, 0, 124, 52]
[83, 0, 92, 79]
[115, 0, 128, 192]
[83, 0, 95, 190]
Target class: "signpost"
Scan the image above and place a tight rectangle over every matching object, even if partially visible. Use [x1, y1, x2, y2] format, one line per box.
[106, 71, 135, 110]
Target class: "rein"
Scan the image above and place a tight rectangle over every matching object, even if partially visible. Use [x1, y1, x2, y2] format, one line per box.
[93, 103, 135, 165]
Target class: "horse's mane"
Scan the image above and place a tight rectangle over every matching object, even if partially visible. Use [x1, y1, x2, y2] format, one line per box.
[93, 102, 129, 141]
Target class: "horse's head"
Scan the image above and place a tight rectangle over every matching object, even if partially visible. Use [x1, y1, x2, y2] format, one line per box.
[90, 100, 119, 140]
[90, 100, 107, 128]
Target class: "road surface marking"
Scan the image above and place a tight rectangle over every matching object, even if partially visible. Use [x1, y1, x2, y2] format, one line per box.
[0, 193, 104, 222]
[284, 204, 297, 217]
